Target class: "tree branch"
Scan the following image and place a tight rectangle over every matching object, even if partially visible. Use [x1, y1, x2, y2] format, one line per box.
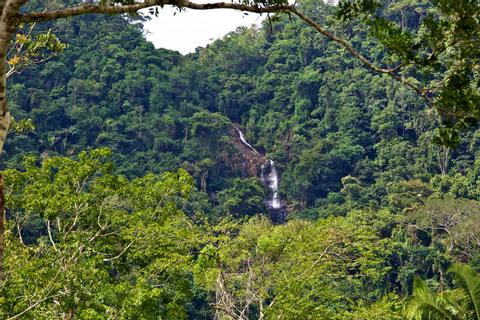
[16, 1, 435, 103]
[289, 6, 433, 102]
[2, 0, 28, 22]
[16, 222, 24, 245]
[46, 220, 57, 251]
[103, 241, 133, 262]
[6, 294, 59, 320]
[18, 0, 293, 24]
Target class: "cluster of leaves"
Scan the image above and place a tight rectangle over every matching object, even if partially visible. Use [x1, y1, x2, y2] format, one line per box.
[196, 214, 400, 319]
[7, 27, 67, 78]
[3, 148, 480, 318]
[0, 152, 408, 318]
[337, 0, 480, 145]
[1, 149, 201, 319]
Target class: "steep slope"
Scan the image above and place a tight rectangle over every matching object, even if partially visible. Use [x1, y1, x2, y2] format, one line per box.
[6, 0, 480, 220]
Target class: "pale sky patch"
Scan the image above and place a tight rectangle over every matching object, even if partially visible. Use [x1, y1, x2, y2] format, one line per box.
[142, 0, 337, 54]
[142, 2, 267, 55]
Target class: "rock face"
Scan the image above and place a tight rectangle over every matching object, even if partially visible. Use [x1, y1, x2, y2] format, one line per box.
[228, 125, 265, 177]
[230, 125, 287, 223]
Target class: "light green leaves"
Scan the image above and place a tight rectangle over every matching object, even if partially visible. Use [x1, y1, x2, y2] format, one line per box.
[0, 149, 201, 319]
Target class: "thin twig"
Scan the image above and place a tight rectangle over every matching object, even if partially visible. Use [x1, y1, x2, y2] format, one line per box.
[6, 294, 59, 320]
[46, 220, 57, 251]
[103, 241, 133, 262]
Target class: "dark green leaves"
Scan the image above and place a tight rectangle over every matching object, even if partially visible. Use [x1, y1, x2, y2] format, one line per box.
[337, 0, 381, 20]
[336, 0, 480, 141]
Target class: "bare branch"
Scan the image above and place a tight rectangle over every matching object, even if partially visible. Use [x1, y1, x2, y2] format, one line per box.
[64, 208, 80, 239]
[18, 0, 293, 24]
[46, 220, 57, 251]
[16, 223, 24, 245]
[103, 241, 133, 262]
[6, 294, 59, 320]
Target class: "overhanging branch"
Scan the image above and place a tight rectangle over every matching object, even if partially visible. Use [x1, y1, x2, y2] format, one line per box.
[16, 1, 432, 101]
[17, 0, 293, 24]
[289, 6, 432, 102]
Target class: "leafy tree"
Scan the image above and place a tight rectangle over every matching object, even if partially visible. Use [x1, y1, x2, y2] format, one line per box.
[197, 212, 396, 319]
[410, 198, 480, 259]
[0, 1, 480, 316]
[0, 149, 205, 318]
[217, 177, 267, 218]
[342, 294, 403, 320]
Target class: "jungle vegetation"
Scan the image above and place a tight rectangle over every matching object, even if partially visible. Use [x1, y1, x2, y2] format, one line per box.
[1, 0, 480, 319]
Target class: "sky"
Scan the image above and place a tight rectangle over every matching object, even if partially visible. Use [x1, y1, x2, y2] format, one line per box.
[141, 1, 338, 54]
[141, 3, 268, 55]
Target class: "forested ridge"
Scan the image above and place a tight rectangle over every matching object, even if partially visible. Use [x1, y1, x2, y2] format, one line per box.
[2, 0, 480, 319]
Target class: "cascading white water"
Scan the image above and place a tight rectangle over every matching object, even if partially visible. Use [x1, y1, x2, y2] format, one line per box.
[262, 160, 281, 209]
[236, 127, 282, 211]
[236, 128, 260, 155]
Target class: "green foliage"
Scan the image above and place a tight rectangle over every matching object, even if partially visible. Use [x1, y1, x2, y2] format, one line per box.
[406, 263, 480, 320]
[5, 1, 480, 318]
[342, 294, 404, 319]
[0, 150, 203, 319]
[8, 28, 67, 76]
[217, 177, 267, 218]
[337, 0, 480, 144]
[8, 1, 474, 212]
[196, 212, 397, 319]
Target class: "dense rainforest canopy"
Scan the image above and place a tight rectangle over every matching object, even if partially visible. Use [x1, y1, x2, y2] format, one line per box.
[1, 0, 480, 319]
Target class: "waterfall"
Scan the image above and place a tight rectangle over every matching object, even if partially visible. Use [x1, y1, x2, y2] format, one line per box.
[261, 160, 281, 209]
[236, 128, 260, 155]
[235, 127, 285, 218]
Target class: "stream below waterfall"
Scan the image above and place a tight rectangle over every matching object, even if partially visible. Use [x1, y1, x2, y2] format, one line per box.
[235, 127, 286, 223]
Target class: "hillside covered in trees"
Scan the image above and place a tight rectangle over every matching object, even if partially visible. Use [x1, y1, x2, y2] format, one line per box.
[2, 0, 480, 319]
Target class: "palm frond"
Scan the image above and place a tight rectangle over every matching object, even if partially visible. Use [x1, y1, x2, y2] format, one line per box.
[449, 263, 480, 320]
[406, 277, 459, 320]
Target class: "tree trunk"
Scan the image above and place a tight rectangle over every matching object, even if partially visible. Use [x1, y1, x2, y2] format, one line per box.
[0, 9, 16, 281]
[201, 171, 208, 193]
[64, 306, 76, 320]
[0, 48, 8, 282]
[0, 174, 6, 281]
[436, 145, 450, 175]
